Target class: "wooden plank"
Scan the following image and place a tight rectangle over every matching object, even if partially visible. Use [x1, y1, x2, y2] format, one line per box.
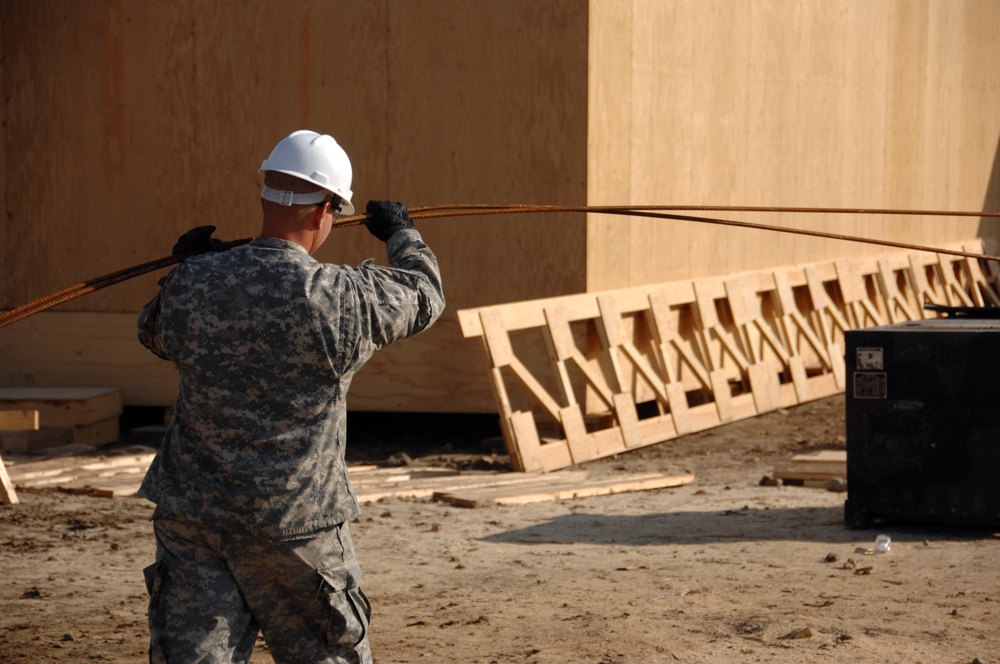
[773, 450, 847, 481]
[543, 307, 579, 407]
[356, 470, 590, 503]
[559, 405, 595, 464]
[509, 410, 543, 472]
[647, 290, 711, 390]
[612, 392, 642, 449]
[22, 417, 121, 452]
[0, 388, 122, 427]
[437, 472, 696, 507]
[0, 450, 18, 505]
[0, 431, 31, 454]
[665, 383, 692, 435]
[0, 409, 40, 431]
[635, 412, 678, 445]
[480, 310, 515, 368]
[347, 467, 460, 486]
[747, 361, 782, 414]
[8, 449, 155, 485]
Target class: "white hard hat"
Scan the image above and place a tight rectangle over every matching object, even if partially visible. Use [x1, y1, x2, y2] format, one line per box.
[259, 130, 355, 215]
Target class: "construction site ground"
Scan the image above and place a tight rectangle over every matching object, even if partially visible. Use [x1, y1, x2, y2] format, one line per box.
[1, 394, 998, 663]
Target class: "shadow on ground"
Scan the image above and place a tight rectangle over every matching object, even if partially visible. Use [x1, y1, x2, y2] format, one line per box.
[483, 506, 997, 546]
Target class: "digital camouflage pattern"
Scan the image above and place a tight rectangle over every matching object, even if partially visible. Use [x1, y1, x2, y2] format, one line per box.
[146, 513, 371, 663]
[137, 229, 444, 540]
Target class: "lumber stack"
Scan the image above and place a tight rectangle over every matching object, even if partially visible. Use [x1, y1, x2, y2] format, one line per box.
[458, 241, 1000, 472]
[6, 446, 155, 498]
[0, 408, 39, 458]
[0, 388, 122, 454]
[5, 450, 695, 506]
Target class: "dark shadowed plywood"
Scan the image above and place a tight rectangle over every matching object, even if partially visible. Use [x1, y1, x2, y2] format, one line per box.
[387, 0, 589, 308]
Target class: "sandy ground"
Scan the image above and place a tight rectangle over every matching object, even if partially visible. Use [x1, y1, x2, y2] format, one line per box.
[2, 394, 998, 663]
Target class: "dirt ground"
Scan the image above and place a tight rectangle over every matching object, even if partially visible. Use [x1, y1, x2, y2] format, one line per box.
[2, 394, 998, 663]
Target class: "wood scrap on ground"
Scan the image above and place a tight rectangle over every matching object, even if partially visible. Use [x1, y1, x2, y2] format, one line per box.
[771, 449, 846, 489]
[0, 449, 18, 504]
[432, 472, 695, 507]
[4, 447, 695, 506]
[6, 445, 156, 498]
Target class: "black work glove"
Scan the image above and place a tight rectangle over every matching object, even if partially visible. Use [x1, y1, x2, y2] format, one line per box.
[365, 200, 414, 243]
[171, 226, 228, 256]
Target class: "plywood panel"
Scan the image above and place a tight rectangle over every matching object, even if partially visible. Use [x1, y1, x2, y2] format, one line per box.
[0, 311, 497, 412]
[685, 0, 752, 276]
[623, 0, 696, 287]
[0, 13, 7, 311]
[793, 0, 878, 263]
[586, 0, 1000, 293]
[744, 0, 801, 268]
[388, 0, 589, 307]
[4, 1, 999, 415]
[836, 2, 889, 258]
[0, 312, 178, 406]
[586, 0, 634, 293]
[3, 1, 199, 313]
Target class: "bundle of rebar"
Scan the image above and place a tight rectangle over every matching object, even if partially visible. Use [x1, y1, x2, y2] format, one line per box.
[2, 204, 998, 330]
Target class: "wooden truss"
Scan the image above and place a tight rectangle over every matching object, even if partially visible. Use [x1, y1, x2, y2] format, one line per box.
[457, 240, 1000, 473]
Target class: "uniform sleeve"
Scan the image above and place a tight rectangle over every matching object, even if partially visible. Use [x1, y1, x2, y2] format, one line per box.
[342, 228, 445, 365]
[137, 272, 175, 361]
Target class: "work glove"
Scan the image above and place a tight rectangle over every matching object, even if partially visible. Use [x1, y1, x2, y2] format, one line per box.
[172, 226, 228, 256]
[365, 200, 414, 243]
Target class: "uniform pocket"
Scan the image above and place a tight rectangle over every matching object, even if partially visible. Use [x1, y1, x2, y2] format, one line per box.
[317, 560, 370, 650]
[143, 561, 163, 597]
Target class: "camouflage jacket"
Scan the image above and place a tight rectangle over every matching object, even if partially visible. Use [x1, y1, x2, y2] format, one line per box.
[136, 229, 445, 540]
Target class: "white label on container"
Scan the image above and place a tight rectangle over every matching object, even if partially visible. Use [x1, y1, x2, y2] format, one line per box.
[856, 347, 884, 370]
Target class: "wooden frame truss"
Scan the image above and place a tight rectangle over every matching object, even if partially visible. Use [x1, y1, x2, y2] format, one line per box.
[458, 241, 1000, 472]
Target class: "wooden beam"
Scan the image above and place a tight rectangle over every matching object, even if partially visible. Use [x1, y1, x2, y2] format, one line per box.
[0, 450, 18, 505]
[0, 409, 39, 431]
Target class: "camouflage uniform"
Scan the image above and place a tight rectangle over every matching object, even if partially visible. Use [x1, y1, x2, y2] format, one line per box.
[137, 229, 444, 663]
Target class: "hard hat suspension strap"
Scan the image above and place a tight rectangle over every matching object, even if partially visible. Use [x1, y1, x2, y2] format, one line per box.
[261, 186, 329, 207]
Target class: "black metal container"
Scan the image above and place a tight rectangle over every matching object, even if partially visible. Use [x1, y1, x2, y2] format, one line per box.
[844, 317, 1000, 528]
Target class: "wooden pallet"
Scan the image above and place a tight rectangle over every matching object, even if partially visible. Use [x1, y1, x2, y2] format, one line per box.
[0, 388, 122, 453]
[458, 241, 1000, 472]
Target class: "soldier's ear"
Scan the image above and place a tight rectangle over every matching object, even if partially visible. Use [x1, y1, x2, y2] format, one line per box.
[312, 204, 327, 228]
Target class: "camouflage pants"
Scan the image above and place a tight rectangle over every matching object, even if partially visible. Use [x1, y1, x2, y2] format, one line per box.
[145, 513, 372, 664]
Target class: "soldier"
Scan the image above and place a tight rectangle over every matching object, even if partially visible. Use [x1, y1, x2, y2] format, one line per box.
[137, 129, 445, 663]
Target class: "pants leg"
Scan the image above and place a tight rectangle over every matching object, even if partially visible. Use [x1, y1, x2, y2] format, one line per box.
[146, 515, 259, 664]
[224, 522, 373, 664]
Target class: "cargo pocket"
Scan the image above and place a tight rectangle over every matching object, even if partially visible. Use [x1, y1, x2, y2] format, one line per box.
[144, 561, 163, 598]
[317, 560, 371, 650]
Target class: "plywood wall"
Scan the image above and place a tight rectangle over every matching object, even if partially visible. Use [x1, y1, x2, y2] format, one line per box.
[0, 0, 588, 316]
[2, 0, 999, 412]
[0, 0, 588, 410]
[587, 0, 1000, 292]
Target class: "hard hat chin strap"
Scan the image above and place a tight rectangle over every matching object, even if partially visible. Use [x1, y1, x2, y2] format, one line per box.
[261, 186, 329, 207]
